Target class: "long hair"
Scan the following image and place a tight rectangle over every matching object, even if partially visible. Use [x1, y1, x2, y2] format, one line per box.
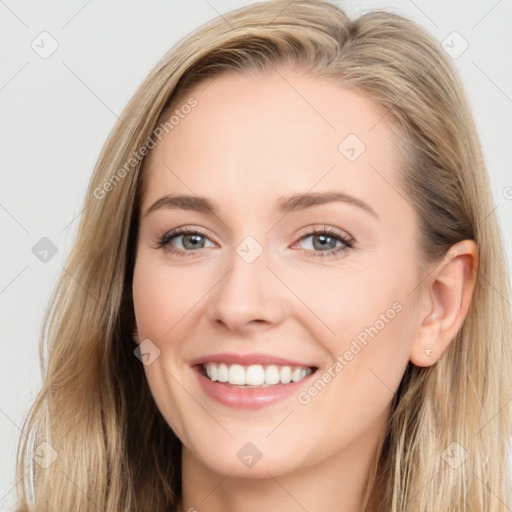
[15, 1, 512, 510]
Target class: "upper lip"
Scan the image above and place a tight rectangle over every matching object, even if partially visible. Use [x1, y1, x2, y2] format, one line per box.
[189, 352, 317, 368]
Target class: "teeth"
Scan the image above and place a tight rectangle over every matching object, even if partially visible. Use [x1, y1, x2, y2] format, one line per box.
[292, 367, 303, 382]
[246, 364, 265, 385]
[280, 366, 292, 384]
[229, 364, 245, 385]
[218, 363, 229, 383]
[265, 365, 280, 385]
[202, 363, 313, 387]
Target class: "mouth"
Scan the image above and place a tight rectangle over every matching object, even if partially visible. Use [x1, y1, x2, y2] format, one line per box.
[190, 353, 319, 409]
[200, 362, 316, 388]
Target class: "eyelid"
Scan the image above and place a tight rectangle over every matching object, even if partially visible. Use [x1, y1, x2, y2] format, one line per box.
[291, 226, 354, 259]
[294, 224, 354, 245]
[154, 225, 216, 253]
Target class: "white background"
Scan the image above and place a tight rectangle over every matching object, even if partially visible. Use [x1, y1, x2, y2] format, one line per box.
[1, 0, 511, 509]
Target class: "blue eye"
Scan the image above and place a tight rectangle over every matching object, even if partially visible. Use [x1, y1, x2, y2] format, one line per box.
[157, 227, 215, 255]
[156, 226, 354, 259]
[295, 228, 353, 259]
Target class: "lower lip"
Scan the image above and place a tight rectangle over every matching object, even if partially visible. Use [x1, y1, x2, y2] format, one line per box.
[194, 366, 316, 409]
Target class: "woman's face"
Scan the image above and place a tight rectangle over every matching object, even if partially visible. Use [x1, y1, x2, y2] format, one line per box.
[132, 69, 424, 478]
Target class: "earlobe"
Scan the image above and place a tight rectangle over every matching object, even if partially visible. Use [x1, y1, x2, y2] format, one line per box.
[411, 313, 441, 367]
[410, 240, 478, 367]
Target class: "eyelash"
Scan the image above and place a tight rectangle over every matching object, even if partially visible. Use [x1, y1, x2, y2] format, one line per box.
[156, 226, 354, 259]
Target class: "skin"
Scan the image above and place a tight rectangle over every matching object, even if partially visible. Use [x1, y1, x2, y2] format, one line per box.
[132, 68, 477, 512]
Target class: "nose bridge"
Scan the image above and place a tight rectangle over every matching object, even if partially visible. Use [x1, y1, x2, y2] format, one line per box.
[206, 235, 286, 331]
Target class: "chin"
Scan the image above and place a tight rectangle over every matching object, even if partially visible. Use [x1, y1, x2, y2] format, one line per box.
[182, 430, 316, 479]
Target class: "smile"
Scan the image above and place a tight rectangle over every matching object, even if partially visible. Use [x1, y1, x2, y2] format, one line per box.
[202, 362, 313, 387]
[190, 353, 319, 408]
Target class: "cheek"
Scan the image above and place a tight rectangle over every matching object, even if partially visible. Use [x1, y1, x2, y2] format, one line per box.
[281, 255, 417, 421]
[278, 256, 415, 357]
[132, 253, 218, 443]
[132, 254, 207, 340]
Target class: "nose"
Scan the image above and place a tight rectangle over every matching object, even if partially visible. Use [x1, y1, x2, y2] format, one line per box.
[206, 245, 287, 335]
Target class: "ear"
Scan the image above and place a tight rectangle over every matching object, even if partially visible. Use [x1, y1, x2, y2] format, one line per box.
[410, 240, 478, 367]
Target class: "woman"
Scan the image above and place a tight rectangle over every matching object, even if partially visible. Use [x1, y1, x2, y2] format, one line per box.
[15, 1, 512, 510]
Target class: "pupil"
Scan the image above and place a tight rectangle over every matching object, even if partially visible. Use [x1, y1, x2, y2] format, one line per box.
[315, 234, 335, 250]
[184, 234, 203, 249]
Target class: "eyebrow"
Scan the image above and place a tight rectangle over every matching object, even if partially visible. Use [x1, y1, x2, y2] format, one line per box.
[143, 191, 378, 219]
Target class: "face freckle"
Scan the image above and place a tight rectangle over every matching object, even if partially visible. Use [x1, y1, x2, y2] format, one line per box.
[132, 68, 422, 483]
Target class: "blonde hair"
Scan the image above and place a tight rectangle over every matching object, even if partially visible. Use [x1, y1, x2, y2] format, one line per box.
[15, 1, 512, 510]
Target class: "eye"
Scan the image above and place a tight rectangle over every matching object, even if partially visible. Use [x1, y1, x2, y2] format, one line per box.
[156, 227, 215, 256]
[155, 225, 354, 259]
[294, 227, 354, 259]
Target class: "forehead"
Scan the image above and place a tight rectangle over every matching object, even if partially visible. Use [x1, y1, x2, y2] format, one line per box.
[141, 69, 405, 217]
